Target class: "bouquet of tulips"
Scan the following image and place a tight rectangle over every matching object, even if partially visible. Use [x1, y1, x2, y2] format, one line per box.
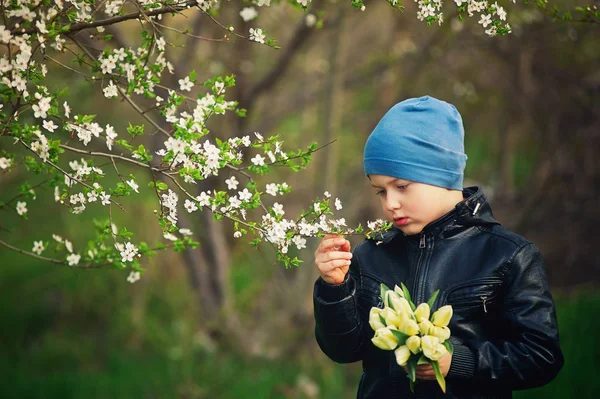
[369, 283, 454, 393]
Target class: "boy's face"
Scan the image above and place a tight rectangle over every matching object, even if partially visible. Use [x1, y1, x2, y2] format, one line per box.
[369, 174, 461, 236]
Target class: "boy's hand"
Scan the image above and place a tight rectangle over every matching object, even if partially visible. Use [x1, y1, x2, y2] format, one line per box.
[402, 352, 452, 380]
[314, 234, 352, 285]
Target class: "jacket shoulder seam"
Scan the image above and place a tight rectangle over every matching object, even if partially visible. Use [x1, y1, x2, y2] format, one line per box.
[476, 225, 529, 248]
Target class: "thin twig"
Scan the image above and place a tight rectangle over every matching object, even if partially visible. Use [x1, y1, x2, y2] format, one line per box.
[13, 1, 199, 36]
[153, 20, 228, 42]
[0, 238, 64, 264]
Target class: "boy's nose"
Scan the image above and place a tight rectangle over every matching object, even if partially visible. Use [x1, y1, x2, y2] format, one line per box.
[385, 198, 401, 211]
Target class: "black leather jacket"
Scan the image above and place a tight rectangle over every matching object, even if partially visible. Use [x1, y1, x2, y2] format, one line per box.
[313, 187, 563, 399]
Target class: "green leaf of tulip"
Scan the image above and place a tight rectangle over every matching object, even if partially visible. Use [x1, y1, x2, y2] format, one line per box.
[407, 354, 418, 384]
[427, 289, 440, 309]
[390, 329, 409, 346]
[401, 282, 412, 302]
[401, 282, 416, 311]
[380, 283, 390, 304]
[431, 360, 446, 393]
[417, 355, 429, 365]
[443, 340, 454, 355]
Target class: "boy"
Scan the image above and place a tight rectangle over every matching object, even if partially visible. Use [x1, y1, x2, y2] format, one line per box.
[313, 96, 563, 398]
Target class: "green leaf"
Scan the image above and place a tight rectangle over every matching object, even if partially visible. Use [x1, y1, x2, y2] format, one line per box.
[431, 360, 446, 393]
[416, 355, 428, 365]
[390, 330, 409, 347]
[401, 282, 412, 303]
[427, 289, 440, 309]
[406, 355, 417, 386]
[443, 340, 454, 355]
[380, 283, 390, 303]
[401, 282, 416, 311]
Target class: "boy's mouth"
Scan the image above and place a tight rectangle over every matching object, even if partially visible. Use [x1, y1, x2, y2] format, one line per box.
[394, 217, 409, 226]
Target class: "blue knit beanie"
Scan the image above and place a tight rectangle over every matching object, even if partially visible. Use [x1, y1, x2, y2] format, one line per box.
[363, 95, 467, 190]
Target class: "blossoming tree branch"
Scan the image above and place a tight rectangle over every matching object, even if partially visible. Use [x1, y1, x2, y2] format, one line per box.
[0, 0, 598, 282]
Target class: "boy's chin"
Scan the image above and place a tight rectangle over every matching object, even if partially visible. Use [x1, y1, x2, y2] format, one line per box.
[395, 224, 423, 236]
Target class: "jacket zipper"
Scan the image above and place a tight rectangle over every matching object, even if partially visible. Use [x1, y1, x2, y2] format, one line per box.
[411, 232, 427, 306]
[481, 296, 488, 313]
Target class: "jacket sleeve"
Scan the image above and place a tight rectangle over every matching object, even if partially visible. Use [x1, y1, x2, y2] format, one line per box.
[447, 243, 564, 390]
[313, 247, 365, 364]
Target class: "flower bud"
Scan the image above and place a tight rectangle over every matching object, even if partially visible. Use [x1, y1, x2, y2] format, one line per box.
[385, 291, 402, 313]
[421, 335, 447, 361]
[371, 326, 399, 351]
[406, 335, 422, 355]
[369, 307, 386, 331]
[401, 318, 420, 336]
[387, 290, 413, 316]
[431, 305, 453, 327]
[414, 303, 430, 322]
[383, 307, 402, 329]
[394, 345, 411, 366]
[418, 319, 434, 335]
[393, 285, 405, 298]
[430, 326, 451, 343]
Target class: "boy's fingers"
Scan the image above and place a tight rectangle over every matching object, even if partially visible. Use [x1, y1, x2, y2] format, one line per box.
[415, 364, 433, 372]
[318, 237, 349, 253]
[317, 258, 352, 272]
[316, 251, 352, 264]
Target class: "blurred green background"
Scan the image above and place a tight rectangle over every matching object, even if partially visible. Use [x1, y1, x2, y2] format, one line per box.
[1, 0, 599, 398]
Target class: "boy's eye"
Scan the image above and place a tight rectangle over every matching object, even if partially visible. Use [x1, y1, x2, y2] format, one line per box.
[397, 184, 408, 190]
[375, 190, 386, 196]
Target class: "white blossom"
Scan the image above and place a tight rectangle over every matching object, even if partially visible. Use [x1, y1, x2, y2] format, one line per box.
[179, 228, 193, 236]
[240, 7, 258, 22]
[119, 242, 139, 262]
[249, 28, 266, 44]
[197, 191, 211, 207]
[42, 120, 58, 132]
[238, 188, 252, 202]
[479, 14, 492, 28]
[225, 176, 239, 190]
[184, 199, 198, 213]
[335, 198, 343, 210]
[67, 253, 81, 266]
[100, 192, 111, 206]
[292, 235, 307, 250]
[16, 201, 27, 215]
[179, 76, 193, 91]
[127, 271, 141, 283]
[127, 179, 139, 193]
[305, 13, 317, 27]
[273, 202, 285, 216]
[32, 240, 45, 255]
[0, 157, 11, 169]
[87, 191, 98, 202]
[251, 154, 265, 166]
[163, 233, 178, 241]
[103, 81, 118, 98]
[266, 183, 278, 196]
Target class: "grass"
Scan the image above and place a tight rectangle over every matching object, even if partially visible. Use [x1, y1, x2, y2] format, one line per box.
[0, 281, 595, 398]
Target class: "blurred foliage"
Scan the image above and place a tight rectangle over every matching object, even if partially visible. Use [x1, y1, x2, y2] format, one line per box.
[0, 240, 596, 398]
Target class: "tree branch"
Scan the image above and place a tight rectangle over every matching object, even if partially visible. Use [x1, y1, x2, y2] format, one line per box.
[13, 1, 199, 36]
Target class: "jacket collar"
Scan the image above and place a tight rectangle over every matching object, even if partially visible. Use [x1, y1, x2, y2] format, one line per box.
[368, 186, 500, 244]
